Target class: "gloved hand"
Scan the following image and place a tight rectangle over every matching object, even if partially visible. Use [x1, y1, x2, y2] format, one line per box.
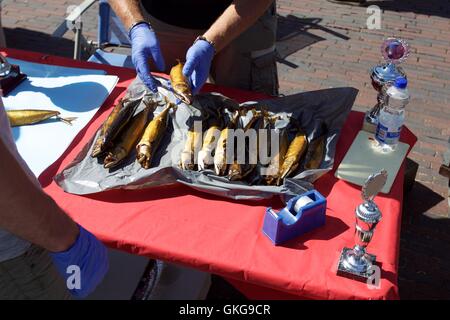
[50, 225, 109, 298]
[129, 22, 165, 92]
[183, 39, 215, 95]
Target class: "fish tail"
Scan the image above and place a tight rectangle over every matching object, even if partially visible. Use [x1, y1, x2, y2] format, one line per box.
[58, 116, 77, 126]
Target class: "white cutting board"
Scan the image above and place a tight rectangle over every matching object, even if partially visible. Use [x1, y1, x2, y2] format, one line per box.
[335, 130, 409, 194]
[3, 58, 118, 177]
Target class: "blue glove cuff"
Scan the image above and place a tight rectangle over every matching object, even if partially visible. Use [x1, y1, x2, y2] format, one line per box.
[49, 224, 84, 257]
[49, 224, 109, 298]
[129, 21, 152, 40]
[195, 36, 216, 55]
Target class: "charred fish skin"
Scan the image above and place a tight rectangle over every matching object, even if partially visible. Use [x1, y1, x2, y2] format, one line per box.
[6, 109, 76, 127]
[92, 98, 140, 158]
[170, 60, 193, 105]
[103, 107, 150, 169]
[304, 135, 326, 170]
[136, 102, 175, 169]
[277, 130, 308, 185]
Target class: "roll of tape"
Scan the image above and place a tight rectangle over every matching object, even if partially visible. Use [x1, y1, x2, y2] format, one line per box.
[293, 196, 314, 212]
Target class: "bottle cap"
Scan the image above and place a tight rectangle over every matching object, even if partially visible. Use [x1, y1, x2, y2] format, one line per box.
[394, 77, 408, 89]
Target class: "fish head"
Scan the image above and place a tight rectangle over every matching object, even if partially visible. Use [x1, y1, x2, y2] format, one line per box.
[228, 163, 243, 181]
[214, 162, 227, 176]
[174, 89, 193, 105]
[264, 175, 277, 186]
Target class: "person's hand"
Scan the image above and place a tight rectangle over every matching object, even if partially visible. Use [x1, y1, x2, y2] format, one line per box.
[130, 22, 165, 92]
[183, 39, 215, 95]
[50, 225, 109, 298]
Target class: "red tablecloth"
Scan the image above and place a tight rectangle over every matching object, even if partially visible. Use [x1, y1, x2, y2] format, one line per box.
[4, 48, 417, 300]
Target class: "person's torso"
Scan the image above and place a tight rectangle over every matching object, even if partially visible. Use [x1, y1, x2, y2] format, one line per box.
[0, 102, 31, 262]
[141, 0, 232, 29]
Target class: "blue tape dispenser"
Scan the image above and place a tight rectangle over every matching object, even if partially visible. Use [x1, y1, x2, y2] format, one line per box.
[262, 190, 327, 245]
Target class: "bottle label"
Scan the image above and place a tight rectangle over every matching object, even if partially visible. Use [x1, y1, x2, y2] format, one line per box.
[375, 123, 402, 145]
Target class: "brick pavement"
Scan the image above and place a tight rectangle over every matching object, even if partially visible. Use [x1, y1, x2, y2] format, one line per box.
[1, 0, 449, 299]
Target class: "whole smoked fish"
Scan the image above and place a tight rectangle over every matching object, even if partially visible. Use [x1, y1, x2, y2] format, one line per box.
[7, 109, 76, 127]
[91, 98, 140, 158]
[103, 107, 150, 169]
[169, 60, 193, 105]
[136, 102, 176, 169]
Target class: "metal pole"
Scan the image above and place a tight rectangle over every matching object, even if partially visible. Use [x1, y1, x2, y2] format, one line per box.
[74, 21, 83, 60]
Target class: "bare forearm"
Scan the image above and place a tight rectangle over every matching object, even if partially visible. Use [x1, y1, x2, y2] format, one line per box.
[0, 140, 78, 252]
[204, 0, 274, 52]
[108, 0, 145, 30]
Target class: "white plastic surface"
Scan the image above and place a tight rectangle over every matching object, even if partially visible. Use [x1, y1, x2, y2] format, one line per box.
[335, 130, 409, 194]
[3, 58, 118, 177]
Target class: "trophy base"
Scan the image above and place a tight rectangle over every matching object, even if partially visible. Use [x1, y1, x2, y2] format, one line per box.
[337, 247, 377, 280]
[0, 64, 27, 97]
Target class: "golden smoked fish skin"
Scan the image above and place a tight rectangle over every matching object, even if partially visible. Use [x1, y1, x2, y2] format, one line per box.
[213, 127, 230, 176]
[213, 111, 240, 176]
[227, 109, 264, 181]
[136, 102, 175, 169]
[6, 109, 76, 127]
[264, 129, 289, 186]
[180, 126, 202, 170]
[277, 130, 308, 185]
[91, 98, 139, 157]
[169, 60, 193, 105]
[304, 135, 326, 170]
[197, 124, 221, 171]
[103, 107, 150, 169]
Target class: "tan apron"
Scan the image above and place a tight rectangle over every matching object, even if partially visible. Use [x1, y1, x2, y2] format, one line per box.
[141, 1, 279, 96]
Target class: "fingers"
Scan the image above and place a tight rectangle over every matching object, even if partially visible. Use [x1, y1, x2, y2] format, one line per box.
[135, 55, 159, 92]
[192, 67, 209, 95]
[183, 59, 204, 94]
[139, 70, 160, 93]
[150, 43, 166, 72]
[182, 57, 196, 78]
[191, 70, 200, 95]
[130, 23, 166, 92]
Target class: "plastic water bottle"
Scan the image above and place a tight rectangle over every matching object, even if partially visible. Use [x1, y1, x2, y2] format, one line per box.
[375, 77, 409, 152]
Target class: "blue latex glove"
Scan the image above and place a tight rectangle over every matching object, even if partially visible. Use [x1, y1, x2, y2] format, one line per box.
[129, 22, 165, 92]
[50, 225, 109, 298]
[183, 39, 215, 95]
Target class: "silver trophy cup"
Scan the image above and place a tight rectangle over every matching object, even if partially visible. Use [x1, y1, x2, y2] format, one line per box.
[338, 170, 388, 278]
[364, 38, 410, 133]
